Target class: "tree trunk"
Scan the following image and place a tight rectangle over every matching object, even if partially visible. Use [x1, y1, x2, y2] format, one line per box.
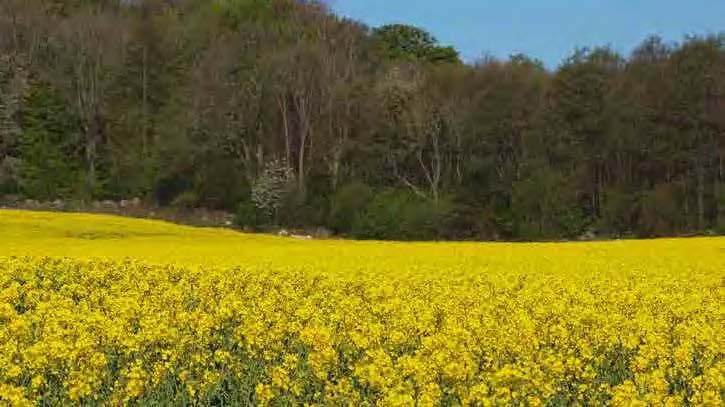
[142, 43, 148, 158]
[697, 160, 705, 230]
[85, 118, 98, 193]
[330, 140, 343, 191]
[298, 127, 307, 199]
[294, 92, 310, 200]
[278, 96, 291, 166]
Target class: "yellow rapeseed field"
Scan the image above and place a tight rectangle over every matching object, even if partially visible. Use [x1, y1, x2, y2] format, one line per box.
[0, 210, 724, 405]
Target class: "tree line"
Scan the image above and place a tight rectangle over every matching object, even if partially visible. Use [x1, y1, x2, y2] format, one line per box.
[0, 0, 724, 240]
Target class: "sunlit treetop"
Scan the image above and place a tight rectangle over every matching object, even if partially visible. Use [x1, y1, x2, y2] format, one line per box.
[372, 24, 460, 65]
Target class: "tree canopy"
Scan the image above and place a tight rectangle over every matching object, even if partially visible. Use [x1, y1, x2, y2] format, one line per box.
[0, 0, 723, 240]
[373, 24, 461, 64]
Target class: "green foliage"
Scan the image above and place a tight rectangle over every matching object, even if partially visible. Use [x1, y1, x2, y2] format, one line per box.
[351, 189, 454, 240]
[17, 82, 80, 200]
[171, 190, 199, 209]
[0, 58, 22, 162]
[373, 24, 460, 64]
[399, 197, 456, 241]
[426, 45, 461, 65]
[1, 1, 723, 241]
[509, 53, 546, 70]
[327, 181, 374, 234]
[276, 188, 312, 228]
[0, 157, 21, 195]
[154, 175, 191, 207]
[212, 0, 296, 29]
[352, 189, 411, 240]
[717, 184, 725, 233]
[512, 169, 589, 239]
[598, 187, 639, 236]
[637, 183, 685, 237]
[280, 172, 333, 228]
[193, 160, 249, 211]
[235, 200, 258, 229]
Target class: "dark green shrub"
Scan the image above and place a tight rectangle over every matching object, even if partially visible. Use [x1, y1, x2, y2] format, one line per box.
[352, 189, 454, 241]
[598, 187, 639, 236]
[716, 183, 725, 234]
[511, 169, 589, 240]
[235, 200, 258, 229]
[327, 181, 374, 234]
[171, 190, 199, 209]
[277, 190, 308, 228]
[636, 183, 684, 237]
[279, 171, 334, 229]
[399, 197, 455, 240]
[0, 156, 20, 195]
[155, 175, 192, 207]
[194, 161, 249, 211]
[351, 189, 408, 240]
[17, 82, 81, 200]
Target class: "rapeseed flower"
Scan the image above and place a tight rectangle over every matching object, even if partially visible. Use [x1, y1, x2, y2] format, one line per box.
[0, 210, 723, 404]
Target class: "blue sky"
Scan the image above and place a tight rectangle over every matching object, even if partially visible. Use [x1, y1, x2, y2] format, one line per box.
[329, 0, 725, 67]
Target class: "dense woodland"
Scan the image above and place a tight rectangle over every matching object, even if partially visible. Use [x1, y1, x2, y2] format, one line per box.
[0, 0, 724, 240]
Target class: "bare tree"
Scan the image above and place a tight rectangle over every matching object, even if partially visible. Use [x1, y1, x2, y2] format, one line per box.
[378, 65, 446, 203]
[47, 8, 128, 192]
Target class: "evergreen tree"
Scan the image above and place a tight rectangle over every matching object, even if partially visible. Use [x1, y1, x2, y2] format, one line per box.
[17, 82, 80, 200]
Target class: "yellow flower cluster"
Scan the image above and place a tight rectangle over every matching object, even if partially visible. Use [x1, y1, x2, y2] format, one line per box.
[0, 210, 723, 405]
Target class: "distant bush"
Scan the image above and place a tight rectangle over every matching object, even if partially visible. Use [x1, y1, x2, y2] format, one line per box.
[155, 175, 191, 207]
[598, 187, 639, 236]
[235, 200, 258, 230]
[636, 183, 684, 237]
[512, 169, 589, 240]
[351, 189, 408, 240]
[171, 190, 199, 209]
[399, 197, 456, 241]
[0, 156, 21, 195]
[327, 181, 374, 234]
[351, 189, 454, 240]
